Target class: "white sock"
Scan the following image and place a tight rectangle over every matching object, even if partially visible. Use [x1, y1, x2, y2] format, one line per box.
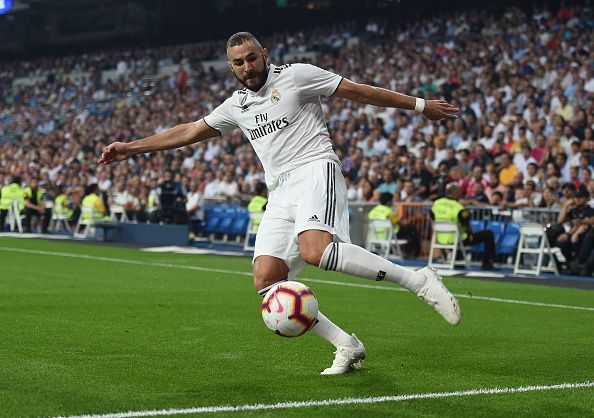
[257, 281, 286, 297]
[311, 311, 355, 348]
[319, 242, 427, 294]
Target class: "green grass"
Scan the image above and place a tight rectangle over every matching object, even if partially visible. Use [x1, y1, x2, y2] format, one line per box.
[0, 236, 593, 417]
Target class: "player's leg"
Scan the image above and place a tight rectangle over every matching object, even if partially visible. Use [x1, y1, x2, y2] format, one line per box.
[296, 161, 461, 325]
[253, 198, 362, 375]
[299, 229, 426, 292]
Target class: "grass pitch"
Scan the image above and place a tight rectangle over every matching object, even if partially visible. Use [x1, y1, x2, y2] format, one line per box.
[0, 236, 593, 417]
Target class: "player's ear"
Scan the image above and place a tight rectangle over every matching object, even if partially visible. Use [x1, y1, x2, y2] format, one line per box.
[228, 61, 237, 76]
[262, 48, 269, 64]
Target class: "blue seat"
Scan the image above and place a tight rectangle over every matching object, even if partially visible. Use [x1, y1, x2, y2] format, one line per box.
[236, 208, 249, 220]
[229, 217, 249, 236]
[215, 217, 234, 235]
[470, 220, 484, 232]
[203, 204, 226, 235]
[487, 221, 506, 244]
[497, 223, 520, 254]
[203, 216, 221, 234]
[472, 220, 505, 252]
[470, 220, 484, 252]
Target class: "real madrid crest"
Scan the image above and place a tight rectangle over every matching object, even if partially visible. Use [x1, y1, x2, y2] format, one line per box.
[240, 94, 247, 106]
[271, 88, 281, 104]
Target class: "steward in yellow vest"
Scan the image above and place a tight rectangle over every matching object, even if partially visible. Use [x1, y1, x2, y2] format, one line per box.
[430, 183, 496, 270]
[54, 185, 73, 220]
[247, 182, 267, 232]
[368, 192, 420, 258]
[0, 175, 25, 230]
[23, 178, 47, 233]
[81, 184, 109, 222]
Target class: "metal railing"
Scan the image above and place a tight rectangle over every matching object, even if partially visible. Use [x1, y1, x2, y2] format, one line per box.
[466, 206, 560, 226]
[390, 202, 560, 257]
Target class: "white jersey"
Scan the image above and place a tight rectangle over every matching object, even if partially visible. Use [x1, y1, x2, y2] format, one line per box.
[203, 63, 342, 190]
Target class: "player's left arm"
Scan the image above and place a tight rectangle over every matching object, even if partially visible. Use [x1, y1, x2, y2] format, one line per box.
[333, 79, 459, 121]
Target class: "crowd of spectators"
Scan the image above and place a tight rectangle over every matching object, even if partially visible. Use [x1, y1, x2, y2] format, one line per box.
[1, 3, 593, 273]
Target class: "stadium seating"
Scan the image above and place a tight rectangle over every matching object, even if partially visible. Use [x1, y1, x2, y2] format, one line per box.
[469, 220, 484, 253]
[228, 209, 249, 242]
[472, 220, 505, 253]
[202, 204, 251, 243]
[202, 206, 223, 238]
[496, 223, 520, 255]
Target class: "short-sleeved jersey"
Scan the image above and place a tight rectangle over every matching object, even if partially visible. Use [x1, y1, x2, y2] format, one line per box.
[203, 63, 342, 190]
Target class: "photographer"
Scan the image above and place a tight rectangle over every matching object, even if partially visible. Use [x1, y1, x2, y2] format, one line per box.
[152, 170, 188, 224]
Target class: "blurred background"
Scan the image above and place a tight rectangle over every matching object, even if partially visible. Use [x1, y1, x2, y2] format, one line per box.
[1, 0, 593, 276]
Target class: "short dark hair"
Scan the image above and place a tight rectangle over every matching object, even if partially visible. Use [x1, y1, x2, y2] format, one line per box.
[86, 183, 99, 195]
[255, 182, 267, 195]
[379, 192, 393, 206]
[226, 32, 262, 51]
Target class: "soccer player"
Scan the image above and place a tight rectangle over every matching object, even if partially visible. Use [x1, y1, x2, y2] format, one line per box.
[99, 32, 461, 375]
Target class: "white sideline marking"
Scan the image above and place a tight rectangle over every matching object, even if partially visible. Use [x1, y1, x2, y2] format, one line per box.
[1, 246, 593, 313]
[59, 381, 594, 418]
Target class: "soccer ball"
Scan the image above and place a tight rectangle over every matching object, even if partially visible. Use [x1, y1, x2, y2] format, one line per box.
[261, 281, 318, 337]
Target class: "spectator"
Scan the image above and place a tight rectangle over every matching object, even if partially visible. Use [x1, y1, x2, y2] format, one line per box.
[399, 180, 421, 203]
[410, 158, 432, 200]
[204, 171, 222, 199]
[377, 169, 398, 195]
[498, 153, 518, 186]
[553, 190, 594, 262]
[218, 172, 240, 201]
[429, 162, 450, 201]
[539, 187, 561, 211]
[186, 180, 204, 239]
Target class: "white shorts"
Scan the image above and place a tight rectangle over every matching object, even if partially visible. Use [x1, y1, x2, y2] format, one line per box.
[253, 159, 351, 277]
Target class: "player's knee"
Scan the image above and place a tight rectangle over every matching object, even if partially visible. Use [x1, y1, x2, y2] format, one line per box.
[253, 257, 288, 291]
[300, 245, 325, 266]
[298, 230, 333, 266]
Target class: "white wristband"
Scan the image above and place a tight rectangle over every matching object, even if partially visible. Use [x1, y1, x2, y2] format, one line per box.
[414, 98, 425, 113]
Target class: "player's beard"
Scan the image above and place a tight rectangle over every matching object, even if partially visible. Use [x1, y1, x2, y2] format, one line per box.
[234, 57, 269, 92]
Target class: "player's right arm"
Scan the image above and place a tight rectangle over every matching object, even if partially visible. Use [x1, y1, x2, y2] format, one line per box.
[98, 119, 219, 165]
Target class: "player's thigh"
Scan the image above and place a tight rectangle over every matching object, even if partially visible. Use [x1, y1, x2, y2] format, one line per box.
[253, 214, 299, 286]
[295, 160, 351, 244]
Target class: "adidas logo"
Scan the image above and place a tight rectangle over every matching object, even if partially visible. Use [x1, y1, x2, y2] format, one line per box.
[307, 215, 320, 222]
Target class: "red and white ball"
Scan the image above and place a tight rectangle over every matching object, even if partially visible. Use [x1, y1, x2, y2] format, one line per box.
[261, 281, 318, 337]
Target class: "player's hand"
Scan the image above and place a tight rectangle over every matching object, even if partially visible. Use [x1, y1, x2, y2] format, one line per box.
[422, 100, 459, 120]
[98, 142, 133, 165]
